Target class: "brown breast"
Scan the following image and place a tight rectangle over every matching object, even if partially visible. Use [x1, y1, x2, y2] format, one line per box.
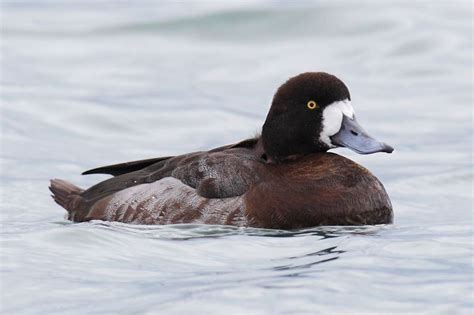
[243, 153, 393, 229]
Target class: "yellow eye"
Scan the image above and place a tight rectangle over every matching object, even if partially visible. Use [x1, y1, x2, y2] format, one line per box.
[307, 100, 318, 110]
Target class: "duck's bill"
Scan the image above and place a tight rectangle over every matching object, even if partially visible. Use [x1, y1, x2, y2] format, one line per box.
[330, 115, 394, 154]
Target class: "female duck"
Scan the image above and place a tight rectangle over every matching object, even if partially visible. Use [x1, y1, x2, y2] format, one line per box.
[50, 72, 394, 229]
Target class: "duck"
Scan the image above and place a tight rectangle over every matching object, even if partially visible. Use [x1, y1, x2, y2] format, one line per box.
[50, 72, 394, 230]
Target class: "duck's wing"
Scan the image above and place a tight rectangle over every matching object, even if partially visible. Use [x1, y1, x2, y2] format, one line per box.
[81, 138, 259, 177]
[78, 138, 261, 203]
[82, 156, 173, 176]
[52, 138, 263, 223]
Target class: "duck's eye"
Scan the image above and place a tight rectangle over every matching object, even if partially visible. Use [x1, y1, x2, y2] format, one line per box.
[307, 100, 318, 110]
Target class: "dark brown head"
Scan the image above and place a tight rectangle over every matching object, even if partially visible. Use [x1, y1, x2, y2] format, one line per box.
[262, 72, 393, 162]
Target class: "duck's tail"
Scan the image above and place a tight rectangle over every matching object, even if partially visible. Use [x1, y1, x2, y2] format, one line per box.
[49, 179, 85, 220]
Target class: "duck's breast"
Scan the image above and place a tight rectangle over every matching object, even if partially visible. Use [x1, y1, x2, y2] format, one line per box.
[243, 153, 393, 229]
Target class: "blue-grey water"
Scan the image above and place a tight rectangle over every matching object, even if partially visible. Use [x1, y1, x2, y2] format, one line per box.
[1, 1, 473, 314]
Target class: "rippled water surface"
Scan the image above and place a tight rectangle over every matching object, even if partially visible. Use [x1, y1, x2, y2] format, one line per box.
[1, 1, 473, 314]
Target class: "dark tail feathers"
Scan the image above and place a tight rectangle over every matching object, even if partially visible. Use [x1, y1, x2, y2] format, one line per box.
[49, 179, 84, 218]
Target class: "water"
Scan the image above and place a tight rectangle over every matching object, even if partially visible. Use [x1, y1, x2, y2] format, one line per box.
[1, 1, 473, 314]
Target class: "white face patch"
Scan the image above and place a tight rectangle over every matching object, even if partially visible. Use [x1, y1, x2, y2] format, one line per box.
[319, 99, 354, 147]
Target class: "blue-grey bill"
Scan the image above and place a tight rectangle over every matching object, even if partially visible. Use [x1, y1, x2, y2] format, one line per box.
[330, 115, 394, 154]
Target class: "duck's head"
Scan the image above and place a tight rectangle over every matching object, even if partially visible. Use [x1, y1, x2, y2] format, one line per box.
[262, 72, 393, 162]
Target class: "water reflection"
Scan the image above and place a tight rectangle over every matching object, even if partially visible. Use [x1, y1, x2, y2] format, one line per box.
[67, 220, 389, 241]
[274, 246, 345, 271]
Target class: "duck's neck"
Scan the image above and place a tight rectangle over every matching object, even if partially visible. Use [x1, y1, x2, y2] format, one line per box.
[256, 137, 313, 164]
[255, 137, 272, 163]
